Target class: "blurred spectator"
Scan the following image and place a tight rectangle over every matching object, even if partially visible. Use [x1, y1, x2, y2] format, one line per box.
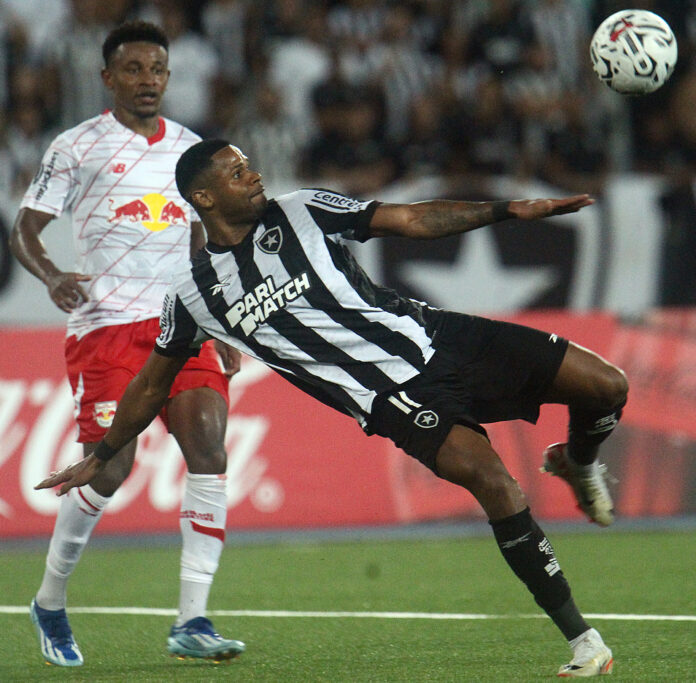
[354, 4, 445, 141]
[301, 83, 398, 195]
[398, 93, 451, 178]
[266, 1, 331, 126]
[226, 79, 308, 185]
[142, 0, 220, 133]
[537, 94, 610, 196]
[447, 75, 523, 177]
[201, 0, 250, 88]
[39, 0, 134, 128]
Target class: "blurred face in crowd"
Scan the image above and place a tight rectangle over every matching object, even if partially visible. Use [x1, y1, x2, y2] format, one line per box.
[102, 41, 170, 121]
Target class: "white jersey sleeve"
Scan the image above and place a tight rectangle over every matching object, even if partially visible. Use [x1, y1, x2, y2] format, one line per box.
[21, 135, 80, 217]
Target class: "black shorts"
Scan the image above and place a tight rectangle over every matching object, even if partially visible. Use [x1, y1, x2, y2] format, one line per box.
[365, 310, 569, 473]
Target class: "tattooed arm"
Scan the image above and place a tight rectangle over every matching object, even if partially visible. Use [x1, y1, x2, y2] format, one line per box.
[368, 195, 594, 240]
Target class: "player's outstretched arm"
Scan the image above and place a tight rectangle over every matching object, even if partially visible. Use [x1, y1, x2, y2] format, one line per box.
[35, 350, 189, 495]
[10, 207, 91, 312]
[368, 194, 594, 240]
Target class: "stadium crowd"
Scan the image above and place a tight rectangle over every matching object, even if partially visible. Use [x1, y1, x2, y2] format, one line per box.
[1, 0, 696, 302]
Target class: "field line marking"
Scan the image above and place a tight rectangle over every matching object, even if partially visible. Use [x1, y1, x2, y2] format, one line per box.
[0, 606, 694, 621]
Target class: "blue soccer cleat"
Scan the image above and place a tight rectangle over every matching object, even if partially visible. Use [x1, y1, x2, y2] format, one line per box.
[167, 616, 245, 662]
[30, 598, 84, 667]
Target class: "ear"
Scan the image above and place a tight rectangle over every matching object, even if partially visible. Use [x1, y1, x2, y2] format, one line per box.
[191, 189, 214, 210]
[101, 67, 113, 90]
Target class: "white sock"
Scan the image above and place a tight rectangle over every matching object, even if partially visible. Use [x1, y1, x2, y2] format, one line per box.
[177, 473, 227, 626]
[35, 486, 110, 610]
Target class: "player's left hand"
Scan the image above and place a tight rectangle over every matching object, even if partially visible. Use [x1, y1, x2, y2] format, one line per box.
[214, 340, 242, 379]
[509, 195, 594, 220]
[35, 455, 105, 496]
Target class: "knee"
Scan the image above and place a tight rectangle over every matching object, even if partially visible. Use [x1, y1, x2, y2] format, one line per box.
[91, 453, 134, 496]
[184, 445, 227, 475]
[597, 364, 629, 409]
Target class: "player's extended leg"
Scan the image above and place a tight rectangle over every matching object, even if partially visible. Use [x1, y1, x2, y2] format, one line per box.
[31, 441, 137, 666]
[542, 342, 629, 527]
[435, 425, 613, 677]
[165, 386, 245, 661]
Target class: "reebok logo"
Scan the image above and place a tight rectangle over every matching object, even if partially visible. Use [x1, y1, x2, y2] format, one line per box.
[225, 272, 311, 335]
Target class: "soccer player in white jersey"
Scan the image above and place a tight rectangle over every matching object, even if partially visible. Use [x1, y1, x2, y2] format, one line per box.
[39, 140, 627, 678]
[11, 25, 245, 666]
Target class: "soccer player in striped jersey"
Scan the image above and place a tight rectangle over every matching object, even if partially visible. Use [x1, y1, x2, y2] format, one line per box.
[11, 26, 244, 666]
[39, 140, 627, 677]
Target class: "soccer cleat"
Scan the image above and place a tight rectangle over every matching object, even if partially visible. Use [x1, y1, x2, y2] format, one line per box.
[558, 628, 614, 677]
[541, 443, 615, 527]
[167, 617, 245, 662]
[29, 598, 84, 667]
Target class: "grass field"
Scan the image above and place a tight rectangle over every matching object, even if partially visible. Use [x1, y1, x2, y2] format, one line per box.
[1, 527, 694, 681]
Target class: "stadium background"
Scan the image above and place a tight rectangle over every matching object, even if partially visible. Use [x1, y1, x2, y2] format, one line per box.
[1, 0, 695, 539]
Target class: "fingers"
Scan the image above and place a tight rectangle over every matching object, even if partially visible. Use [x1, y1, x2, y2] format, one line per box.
[34, 469, 72, 490]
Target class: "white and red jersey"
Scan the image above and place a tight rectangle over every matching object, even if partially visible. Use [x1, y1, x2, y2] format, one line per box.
[20, 111, 200, 339]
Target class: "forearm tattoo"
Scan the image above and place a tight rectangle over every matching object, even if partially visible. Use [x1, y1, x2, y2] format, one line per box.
[418, 201, 511, 237]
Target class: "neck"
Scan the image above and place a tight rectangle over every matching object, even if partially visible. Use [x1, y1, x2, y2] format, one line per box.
[206, 220, 257, 246]
[112, 107, 161, 138]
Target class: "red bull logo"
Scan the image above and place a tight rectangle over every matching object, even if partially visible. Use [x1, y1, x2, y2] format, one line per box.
[94, 400, 117, 428]
[108, 193, 187, 232]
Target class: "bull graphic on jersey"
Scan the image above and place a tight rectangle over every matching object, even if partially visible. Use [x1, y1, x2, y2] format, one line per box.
[255, 226, 283, 254]
[108, 193, 187, 232]
[225, 272, 311, 336]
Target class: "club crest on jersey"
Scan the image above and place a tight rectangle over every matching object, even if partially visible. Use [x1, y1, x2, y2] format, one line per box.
[225, 272, 311, 336]
[414, 410, 439, 429]
[255, 226, 283, 254]
[94, 401, 117, 428]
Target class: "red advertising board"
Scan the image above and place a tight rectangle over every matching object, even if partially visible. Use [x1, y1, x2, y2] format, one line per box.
[1, 312, 694, 538]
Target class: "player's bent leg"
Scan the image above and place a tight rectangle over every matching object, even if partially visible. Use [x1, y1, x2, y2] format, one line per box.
[435, 424, 527, 520]
[166, 387, 245, 658]
[542, 343, 628, 526]
[435, 425, 611, 675]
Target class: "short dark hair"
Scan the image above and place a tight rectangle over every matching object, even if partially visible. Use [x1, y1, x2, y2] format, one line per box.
[102, 21, 169, 66]
[176, 139, 232, 202]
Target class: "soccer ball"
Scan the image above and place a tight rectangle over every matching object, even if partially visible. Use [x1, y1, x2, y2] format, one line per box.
[590, 9, 677, 94]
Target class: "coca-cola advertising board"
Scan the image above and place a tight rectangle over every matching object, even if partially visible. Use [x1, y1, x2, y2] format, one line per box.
[1, 312, 694, 538]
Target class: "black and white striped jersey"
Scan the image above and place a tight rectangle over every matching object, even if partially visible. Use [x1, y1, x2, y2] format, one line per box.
[156, 188, 436, 424]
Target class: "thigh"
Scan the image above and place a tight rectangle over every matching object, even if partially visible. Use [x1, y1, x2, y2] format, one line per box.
[65, 322, 153, 442]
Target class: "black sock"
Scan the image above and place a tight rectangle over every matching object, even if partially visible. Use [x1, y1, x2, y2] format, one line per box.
[568, 404, 624, 465]
[490, 508, 590, 640]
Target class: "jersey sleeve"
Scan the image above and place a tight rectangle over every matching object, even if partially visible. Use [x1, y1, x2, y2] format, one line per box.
[19, 137, 80, 217]
[155, 290, 209, 358]
[297, 188, 380, 241]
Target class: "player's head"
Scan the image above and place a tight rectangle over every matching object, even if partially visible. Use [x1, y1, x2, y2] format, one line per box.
[176, 139, 267, 224]
[101, 21, 170, 120]
[102, 21, 169, 67]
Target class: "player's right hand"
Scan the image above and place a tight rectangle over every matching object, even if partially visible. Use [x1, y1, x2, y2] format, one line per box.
[35, 454, 105, 496]
[46, 272, 91, 312]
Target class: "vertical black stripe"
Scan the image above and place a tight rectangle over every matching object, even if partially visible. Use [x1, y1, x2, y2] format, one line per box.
[192, 246, 367, 418]
[268, 201, 429, 371]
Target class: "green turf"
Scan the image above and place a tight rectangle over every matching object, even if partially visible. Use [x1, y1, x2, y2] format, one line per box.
[1, 529, 693, 681]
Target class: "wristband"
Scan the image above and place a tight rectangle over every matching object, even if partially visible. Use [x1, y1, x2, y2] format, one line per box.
[93, 440, 119, 462]
[491, 201, 511, 222]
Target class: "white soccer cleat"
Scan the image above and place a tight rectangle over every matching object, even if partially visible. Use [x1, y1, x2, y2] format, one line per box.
[541, 443, 615, 527]
[558, 628, 614, 677]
